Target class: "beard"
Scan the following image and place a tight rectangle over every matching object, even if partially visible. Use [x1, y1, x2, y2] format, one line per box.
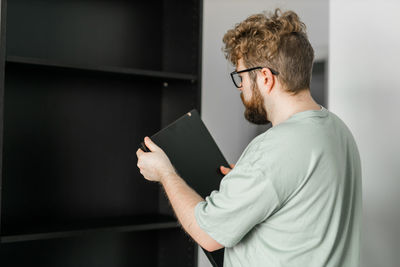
[240, 81, 270, 125]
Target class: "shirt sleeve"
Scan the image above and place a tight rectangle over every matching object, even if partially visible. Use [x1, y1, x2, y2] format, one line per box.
[194, 159, 281, 247]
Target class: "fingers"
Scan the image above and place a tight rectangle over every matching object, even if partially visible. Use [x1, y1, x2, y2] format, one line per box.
[220, 164, 235, 175]
[136, 148, 144, 157]
[220, 166, 230, 175]
[144, 136, 160, 152]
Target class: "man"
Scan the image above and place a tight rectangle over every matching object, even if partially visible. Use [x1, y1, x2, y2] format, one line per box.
[136, 9, 362, 267]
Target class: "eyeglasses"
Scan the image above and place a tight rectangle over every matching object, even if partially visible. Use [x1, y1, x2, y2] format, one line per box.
[230, 67, 279, 88]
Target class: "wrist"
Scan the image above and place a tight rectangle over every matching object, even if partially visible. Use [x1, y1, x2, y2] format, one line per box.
[159, 169, 178, 184]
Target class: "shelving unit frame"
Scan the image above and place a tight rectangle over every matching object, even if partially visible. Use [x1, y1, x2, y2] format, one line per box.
[0, 0, 203, 266]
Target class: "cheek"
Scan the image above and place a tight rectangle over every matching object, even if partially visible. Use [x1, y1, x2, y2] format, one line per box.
[241, 79, 252, 95]
[242, 75, 251, 89]
[242, 87, 252, 101]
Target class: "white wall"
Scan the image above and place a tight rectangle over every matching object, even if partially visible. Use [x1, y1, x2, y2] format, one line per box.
[329, 1, 400, 266]
[200, 1, 328, 266]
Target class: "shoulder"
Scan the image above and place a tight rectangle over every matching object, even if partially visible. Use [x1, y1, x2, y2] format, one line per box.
[236, 123, 300, 168]
[239, 117, 331, 167]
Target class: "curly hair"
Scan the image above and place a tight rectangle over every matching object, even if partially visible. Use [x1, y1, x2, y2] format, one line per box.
[223, 9, 314, 94]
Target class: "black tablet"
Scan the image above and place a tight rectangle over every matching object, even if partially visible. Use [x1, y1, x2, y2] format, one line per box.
[140, 109, 225, 267]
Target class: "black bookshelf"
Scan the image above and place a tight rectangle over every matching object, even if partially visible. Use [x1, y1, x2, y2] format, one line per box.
[6, 56, 198, 82]
[0, 0, 203, 266]
[1, 214, 180, 243]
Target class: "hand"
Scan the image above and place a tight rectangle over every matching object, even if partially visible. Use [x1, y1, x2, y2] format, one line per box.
[220, 164, 235, 175]
[136, 137, 176, 183]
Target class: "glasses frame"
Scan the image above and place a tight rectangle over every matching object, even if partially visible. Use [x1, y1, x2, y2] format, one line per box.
[230, 66, 279, 88]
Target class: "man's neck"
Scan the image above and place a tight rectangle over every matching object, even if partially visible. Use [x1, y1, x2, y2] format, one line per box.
[268, 89, 321, 126]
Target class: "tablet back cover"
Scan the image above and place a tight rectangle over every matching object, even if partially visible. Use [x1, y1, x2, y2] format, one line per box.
[140, 109, 225, 267]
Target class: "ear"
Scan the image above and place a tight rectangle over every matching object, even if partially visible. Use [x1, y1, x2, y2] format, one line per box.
[260, 67, 276, 94]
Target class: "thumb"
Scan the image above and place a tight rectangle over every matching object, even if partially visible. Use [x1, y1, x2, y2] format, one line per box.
[144, 136, 160, 152]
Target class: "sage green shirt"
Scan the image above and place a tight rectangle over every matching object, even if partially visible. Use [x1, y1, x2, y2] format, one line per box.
[195, 106, 362, 267]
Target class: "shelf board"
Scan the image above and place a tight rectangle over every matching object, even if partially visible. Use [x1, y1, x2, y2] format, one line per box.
[6, 56, 197, 82]
[1, 215, 180, 243]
